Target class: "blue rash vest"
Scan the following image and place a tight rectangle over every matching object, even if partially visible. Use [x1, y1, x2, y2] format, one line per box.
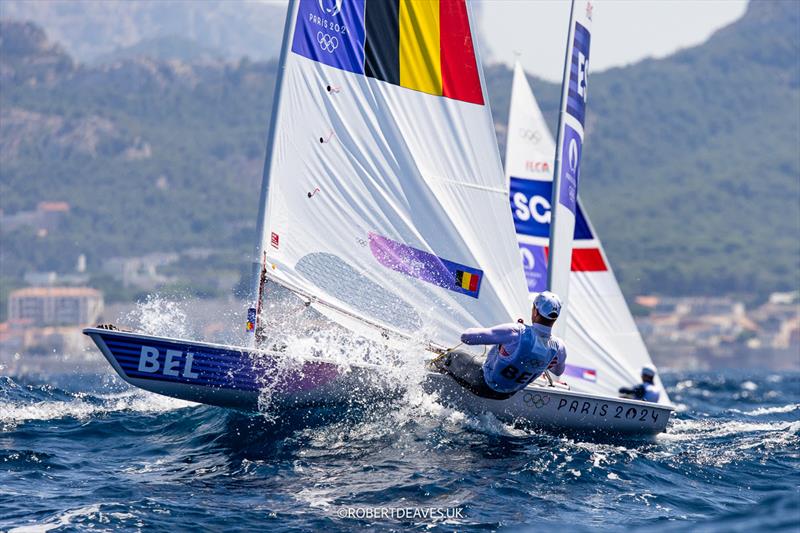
[641, 383, 661, 403]
[460, 322, 567, 395]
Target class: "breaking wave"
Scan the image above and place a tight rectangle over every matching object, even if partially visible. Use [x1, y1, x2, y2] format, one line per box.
[2, 324, 798, 532]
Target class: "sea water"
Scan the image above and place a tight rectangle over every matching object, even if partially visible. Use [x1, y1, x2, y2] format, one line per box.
[2, 364, 797, 531]
[1, 301, 798, 531]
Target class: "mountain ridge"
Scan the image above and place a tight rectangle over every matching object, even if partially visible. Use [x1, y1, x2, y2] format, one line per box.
[1, 1, 798, 303]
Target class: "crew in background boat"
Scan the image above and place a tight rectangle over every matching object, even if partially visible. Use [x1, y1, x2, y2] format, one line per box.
[434, 291, 567, 400]
[619, 367, 661, 403]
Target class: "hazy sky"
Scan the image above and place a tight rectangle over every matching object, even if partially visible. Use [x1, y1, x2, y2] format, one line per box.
[475, 0, 749, 81]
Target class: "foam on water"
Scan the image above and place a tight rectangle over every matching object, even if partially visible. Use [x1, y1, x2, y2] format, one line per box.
[0, 385, 191, 430]
[4, 294, 798, 531]
[2, 371, 798, 531]
[9, 504, 103, 533]
[122, 295, 191, 338]
[737, 403, 800, 416]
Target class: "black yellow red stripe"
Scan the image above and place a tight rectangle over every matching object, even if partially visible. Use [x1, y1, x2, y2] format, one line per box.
[363, 0, 483, 104]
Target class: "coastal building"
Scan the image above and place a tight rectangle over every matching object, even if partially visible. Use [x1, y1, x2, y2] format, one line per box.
[0, 201, 70, 233]
[102, 253, 179, 289]
[634, 293, 799, 370]
[8, 286, 103, 326]
[2, 287, 104, 356]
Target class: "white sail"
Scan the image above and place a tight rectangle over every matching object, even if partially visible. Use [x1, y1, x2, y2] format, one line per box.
[505, 61, 668, 401]
[252, 0, 530, 349]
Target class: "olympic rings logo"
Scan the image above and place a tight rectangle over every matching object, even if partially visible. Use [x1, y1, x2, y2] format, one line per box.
[523, 392, 550, 409]
[519, 128, 542, 144]
[317, 31, 339, 53]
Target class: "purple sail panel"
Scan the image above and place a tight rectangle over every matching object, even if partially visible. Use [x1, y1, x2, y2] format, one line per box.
[291, 0, 366, 75]
[368, 233, 483, 298]
[563, 364, 597, 382]
[567, 21, 591, 126]
[558, 124, 582, 215]
[517, 242, 548, 293]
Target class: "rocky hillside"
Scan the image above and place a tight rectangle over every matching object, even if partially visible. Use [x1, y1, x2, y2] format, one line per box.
[1, 0, 798, 302]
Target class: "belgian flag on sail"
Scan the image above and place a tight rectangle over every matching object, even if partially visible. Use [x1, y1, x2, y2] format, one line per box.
[364, 0, 483, 104]
[291, 0, 484, 105]
[455, 269, 480, 293]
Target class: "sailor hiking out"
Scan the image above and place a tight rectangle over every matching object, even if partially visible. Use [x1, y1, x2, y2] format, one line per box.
[434, 291, 567, 400]
[619, 367, 661, 403]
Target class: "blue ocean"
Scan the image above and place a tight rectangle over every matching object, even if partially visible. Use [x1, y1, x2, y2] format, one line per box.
[1, 358, 798, 531]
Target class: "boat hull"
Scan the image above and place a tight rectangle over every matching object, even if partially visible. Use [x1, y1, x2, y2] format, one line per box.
[424, 373, 671, 436]
[83, 328, 399, 410]
[84, 328, 673, 435]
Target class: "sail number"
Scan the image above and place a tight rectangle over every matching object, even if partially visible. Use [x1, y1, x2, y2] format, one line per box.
[513, 192, 551, 225]
[137, 345, 200, 379]
[499, 364, 534, 385]
[555, 398, 660, 424]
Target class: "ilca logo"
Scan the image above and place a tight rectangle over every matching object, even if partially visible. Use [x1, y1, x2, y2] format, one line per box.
[319, 0, 343, 16]
[318, 31, 339, 53]
[519, 128, 542, 144]
[523, 392, 551, 409]
[525, 161, 550, 174]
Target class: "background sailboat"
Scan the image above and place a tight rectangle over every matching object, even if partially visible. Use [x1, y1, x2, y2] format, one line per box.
[505, 60, 668, 402]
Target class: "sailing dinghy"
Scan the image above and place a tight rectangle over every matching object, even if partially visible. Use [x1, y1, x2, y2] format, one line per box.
[85, 0, 673, 436]
[505, 60, 671, 405]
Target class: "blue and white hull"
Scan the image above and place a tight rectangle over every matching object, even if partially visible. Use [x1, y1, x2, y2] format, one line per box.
[84, 327, 673, 435]
[83, 327, 398, 410]
[423, 373, 673, 436]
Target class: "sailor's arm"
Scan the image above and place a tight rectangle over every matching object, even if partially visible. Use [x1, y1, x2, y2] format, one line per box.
[618, 384, 646, 399]
[460, 323, 520, 346]
[548, 342, 567, 376]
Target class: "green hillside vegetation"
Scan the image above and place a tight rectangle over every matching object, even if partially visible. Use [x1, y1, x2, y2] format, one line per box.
[95, 35, 225, 64]
[1, 1, 798, 307]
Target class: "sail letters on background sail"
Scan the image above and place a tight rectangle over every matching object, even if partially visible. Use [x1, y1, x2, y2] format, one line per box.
[291, 0, 483, 104]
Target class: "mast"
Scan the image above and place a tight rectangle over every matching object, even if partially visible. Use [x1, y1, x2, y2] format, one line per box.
[546, 0, 592, 337]
[249, 0, 298, 346]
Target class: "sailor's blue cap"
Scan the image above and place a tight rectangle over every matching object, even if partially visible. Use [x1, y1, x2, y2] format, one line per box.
[641, 366, 656, 377]
[534, 291, 562, 320]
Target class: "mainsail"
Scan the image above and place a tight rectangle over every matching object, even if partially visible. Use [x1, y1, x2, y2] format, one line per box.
[505, 60, 668, 401]
[252, 0, 530, 349]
